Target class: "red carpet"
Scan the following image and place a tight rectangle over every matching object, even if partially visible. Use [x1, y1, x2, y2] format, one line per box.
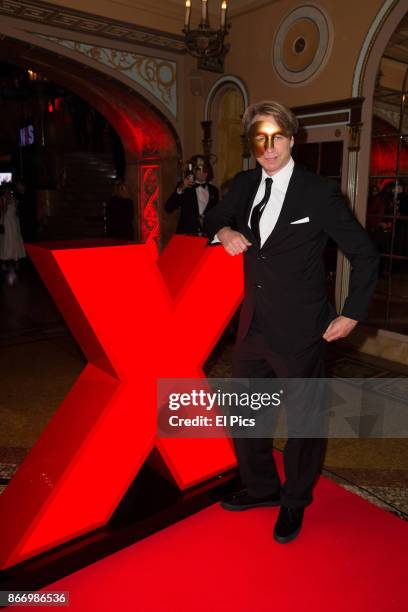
[10, 472, 407, 612]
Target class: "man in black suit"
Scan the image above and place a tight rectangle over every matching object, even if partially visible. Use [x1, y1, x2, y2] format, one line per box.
[204, 100, 379, 543]
[165, 155, 219, 235]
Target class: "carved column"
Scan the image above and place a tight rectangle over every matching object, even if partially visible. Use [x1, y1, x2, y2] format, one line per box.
[138, 160, 160, 249]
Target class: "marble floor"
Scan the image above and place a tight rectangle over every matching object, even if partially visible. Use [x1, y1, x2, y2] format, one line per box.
[0, 260, 407, 521]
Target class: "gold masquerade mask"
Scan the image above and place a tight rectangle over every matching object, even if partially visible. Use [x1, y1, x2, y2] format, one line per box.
[249, 121, 289, 157]
[192, 157, 208, 173]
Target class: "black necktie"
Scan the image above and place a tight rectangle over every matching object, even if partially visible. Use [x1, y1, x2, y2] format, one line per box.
[195, 182, 208, 189]
[250, 178, 273, 243]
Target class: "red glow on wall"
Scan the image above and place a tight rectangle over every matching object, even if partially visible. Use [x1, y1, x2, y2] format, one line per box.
[371, 117, 408, 176]
[0, 237, 243, 569]
[109, 110, 174, 159]
[370, 139, 408, 176]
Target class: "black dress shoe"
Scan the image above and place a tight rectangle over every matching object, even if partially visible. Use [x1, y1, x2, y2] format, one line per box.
[220, 489, 281, 511]
[273, 506, 304, 543]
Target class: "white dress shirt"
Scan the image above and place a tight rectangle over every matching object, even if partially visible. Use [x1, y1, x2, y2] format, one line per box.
[249, 157, 294, 246]
[213, 158, 294, 245]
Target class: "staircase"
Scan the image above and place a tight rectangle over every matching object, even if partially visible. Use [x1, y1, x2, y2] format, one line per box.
[47, 151, 116, 240]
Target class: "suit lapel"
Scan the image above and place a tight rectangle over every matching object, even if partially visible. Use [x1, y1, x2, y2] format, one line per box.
[242, 166, 263, 242]
[206, 184, 216, 211]
[191, 187, 199, 217]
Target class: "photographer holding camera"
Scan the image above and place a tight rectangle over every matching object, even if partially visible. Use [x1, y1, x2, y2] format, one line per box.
[165, 155, 219, 235]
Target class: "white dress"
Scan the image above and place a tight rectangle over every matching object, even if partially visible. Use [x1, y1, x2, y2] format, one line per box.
[0, 199, 26, 261]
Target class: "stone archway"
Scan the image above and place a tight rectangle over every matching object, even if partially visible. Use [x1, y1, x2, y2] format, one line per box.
[204, 75, 249, 122]
[353, 0, 407, 222]
[342, 0, 408, 355]
[0, 35, 181, 248]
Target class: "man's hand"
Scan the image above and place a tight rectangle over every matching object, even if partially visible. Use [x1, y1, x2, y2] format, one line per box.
[323, 315, 358, 342]
[177, 176, 195, 193]
[217, 227, 252, 256]
[183, 176, 195, 189]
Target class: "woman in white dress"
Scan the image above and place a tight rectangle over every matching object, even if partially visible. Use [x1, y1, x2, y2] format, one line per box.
[0, 183, 26, 283]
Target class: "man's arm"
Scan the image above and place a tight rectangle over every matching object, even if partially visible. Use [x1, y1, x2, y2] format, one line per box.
[216, 227, 252, 255]
[165, 177, 195, 213]
[204, 172, 252, 255]
[321, 181, 379, 340]
[164, 189, 184, 213]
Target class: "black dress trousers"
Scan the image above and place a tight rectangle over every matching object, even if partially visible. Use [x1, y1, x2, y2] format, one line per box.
[232, 319, 327, 509]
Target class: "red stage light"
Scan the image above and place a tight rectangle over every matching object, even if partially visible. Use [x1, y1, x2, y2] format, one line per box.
[0, 237, 243, 568]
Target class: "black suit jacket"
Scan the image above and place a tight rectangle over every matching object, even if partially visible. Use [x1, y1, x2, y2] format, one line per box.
[165, 184, 219, 235]
[204, 164, 379, 354]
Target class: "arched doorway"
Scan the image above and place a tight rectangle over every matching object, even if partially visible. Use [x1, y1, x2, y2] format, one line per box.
[0, 35, 181, 249]
[353, 0, 408, 340]
[215, 88, 245, 194]
[365, 14, 408, 335]
[204, 76, 248, 194]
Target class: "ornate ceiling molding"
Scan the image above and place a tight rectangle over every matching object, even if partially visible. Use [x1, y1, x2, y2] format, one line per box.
[34, 34, 177, 116]
[0, 0, 185, 53]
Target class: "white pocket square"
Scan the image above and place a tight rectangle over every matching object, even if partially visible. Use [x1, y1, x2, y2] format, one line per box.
[290, 217, 310, 224]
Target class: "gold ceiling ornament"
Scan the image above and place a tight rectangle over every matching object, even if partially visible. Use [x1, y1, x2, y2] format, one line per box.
[272, 5, 333, 86]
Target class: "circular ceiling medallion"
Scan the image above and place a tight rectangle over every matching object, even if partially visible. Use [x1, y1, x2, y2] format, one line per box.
[273, 5, 333, 85]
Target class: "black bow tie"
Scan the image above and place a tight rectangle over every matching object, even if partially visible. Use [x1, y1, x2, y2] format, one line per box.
[194, 182, 208, 189]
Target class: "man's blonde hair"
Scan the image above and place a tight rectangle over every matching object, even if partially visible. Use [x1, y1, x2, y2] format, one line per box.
[242, 100, 299, 137]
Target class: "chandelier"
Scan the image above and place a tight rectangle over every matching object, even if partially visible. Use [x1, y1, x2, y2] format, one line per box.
[183, 1, 230, 73]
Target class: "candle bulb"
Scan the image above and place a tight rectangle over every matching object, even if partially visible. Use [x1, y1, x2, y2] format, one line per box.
[221, 1, 227, 28]
[202, 0, 208, 23]
[185, 0, 191, 28]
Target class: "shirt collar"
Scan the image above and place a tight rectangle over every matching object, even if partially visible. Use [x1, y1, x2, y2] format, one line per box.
[261, 157, 294, 187]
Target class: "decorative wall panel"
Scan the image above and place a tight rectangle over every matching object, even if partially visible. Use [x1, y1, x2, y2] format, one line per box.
[0, 0, 185, 52]
[140, 164, 160, 244]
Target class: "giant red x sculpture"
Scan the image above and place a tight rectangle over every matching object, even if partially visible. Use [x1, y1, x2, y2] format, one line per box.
[0, 236, 243, 569]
